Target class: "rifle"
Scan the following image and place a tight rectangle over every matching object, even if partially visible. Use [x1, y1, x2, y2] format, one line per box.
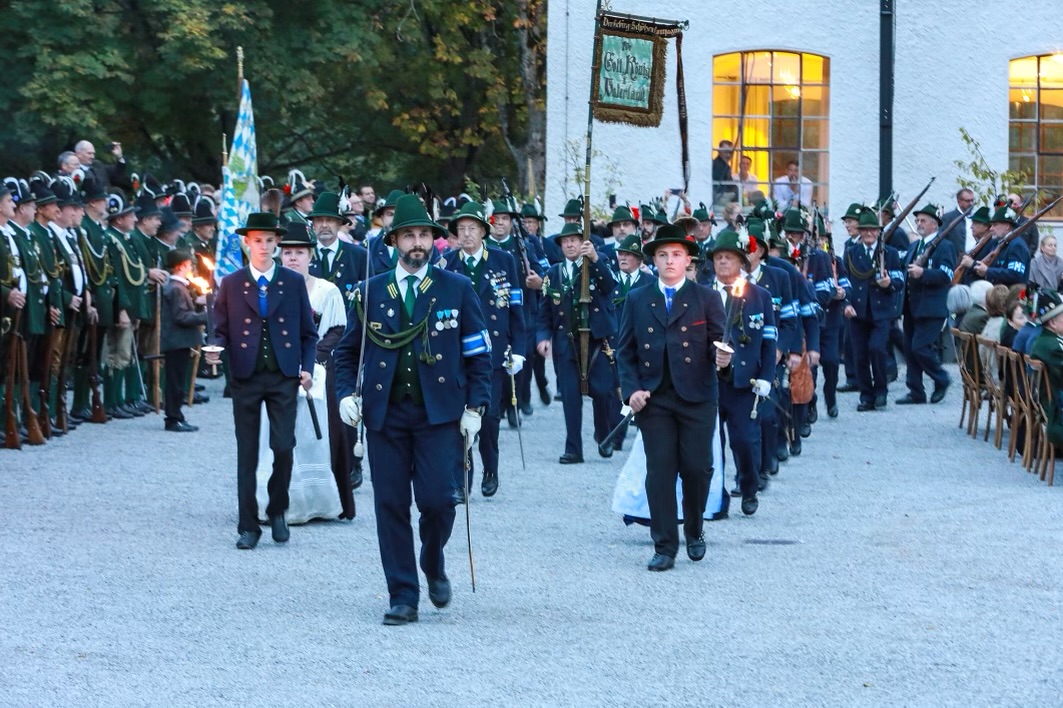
[18, 317, 45, 445]
[87, 320, 106, 423]
[499, 178, 534, 277]
[977, 195, 1063, 268]
[950, 195, 1036, 284]
[4, 310, 22, 449]
[915, 206, 973, 269]
[38, 323, 56, 438]
[53, 318, 80, 433]
[878, 177, 935, 279]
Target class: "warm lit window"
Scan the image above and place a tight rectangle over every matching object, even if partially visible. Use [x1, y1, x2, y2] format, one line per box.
[711, 51, 829, 209]
[1010, 54, 1063, 217]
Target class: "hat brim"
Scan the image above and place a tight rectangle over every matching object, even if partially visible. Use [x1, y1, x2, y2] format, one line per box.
[192, 217, 217, 225]
[914, 210, 942, 224]
[552, 230, 584, 244]
[308, 211, 351, 225]
[642, 237, 700, 259]
[710, 245, 751, 270]
[290, 189, 314, 202]
[235, 226, 287, 236]
[1038, 303, 1063, 324]
[384, 220, 446, 245]
[107, 207, 136, 220]
[448, 215, 490, 236]
[278, 239, 314, 248]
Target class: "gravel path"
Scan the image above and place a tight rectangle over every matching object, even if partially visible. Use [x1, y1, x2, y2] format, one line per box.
[2, 363, 1061, 706]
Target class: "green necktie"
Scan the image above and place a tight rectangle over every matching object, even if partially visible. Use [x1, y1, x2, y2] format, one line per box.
[404, 274, 418, 317]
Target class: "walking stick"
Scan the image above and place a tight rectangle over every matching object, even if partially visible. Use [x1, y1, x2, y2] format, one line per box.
[19, 326, 45, 445]
[152, 290, 162, 414]
[4, 310, 22, 449]
[54, 320, 80, 433]
[463, 430, 477, 593]
[37, 323, 56, 438]
[186, 346, 201, 407]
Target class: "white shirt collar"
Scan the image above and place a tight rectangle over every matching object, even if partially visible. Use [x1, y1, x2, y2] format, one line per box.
[249, 262, 276, 283]
[318, 240, 337, 253]
[462, 245, 486, 266]
[658, 278, 685, 295]
[620, 269, 639, 284]
[922, 231, 937, 244]
[749, 264, 763, 281]
[396, 261, 429, 285]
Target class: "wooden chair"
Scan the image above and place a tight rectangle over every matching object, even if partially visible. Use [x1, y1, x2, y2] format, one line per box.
[976, 335, 1006, 447]
[1025, 356, 1048, 478]
[1028, 357, 1057, 486]
[954, 331, 983, 437]
[1002, 348, 1028, 463]
[950, 327, 973, 431]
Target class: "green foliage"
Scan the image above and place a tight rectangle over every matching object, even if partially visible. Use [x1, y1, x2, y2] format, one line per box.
[954, 127, 1032, 206]
[0, 0, 545, 196]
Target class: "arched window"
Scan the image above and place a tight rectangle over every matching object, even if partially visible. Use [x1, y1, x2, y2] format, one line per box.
[1009, 54, 1063, 217]
[711, 51, 829, 209]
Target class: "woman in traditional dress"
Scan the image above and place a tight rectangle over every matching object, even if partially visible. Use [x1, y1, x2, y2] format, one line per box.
[255, 223, 352, 523]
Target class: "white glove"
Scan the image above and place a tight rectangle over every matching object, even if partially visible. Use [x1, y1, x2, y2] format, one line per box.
[504, 354, 526, 375]
[752, 379, 771, 398]
[460, 408, 482, 444]
[339, 395, 362, 427]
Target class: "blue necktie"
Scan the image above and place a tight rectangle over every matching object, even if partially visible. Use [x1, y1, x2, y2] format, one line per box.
[664, 286, 675, 313]
[257, 275, 269, 317]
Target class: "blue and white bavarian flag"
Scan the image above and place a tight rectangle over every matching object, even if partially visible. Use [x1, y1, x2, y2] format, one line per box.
[215, 79, 259, 284]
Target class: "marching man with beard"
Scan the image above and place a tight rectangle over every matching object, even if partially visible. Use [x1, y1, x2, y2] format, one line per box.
[334, 195, 492, 626]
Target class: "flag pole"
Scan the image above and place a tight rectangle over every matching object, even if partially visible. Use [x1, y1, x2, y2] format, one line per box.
[578, 0, 603, 396]
[236, 46, 244, 102]
[222, 133, 228, 168]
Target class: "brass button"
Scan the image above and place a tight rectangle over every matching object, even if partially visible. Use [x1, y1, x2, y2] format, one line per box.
[375, 383, 382, 391]
[431, 331, 438, 337]
[594, 307, 599, 312]
[438, 377, 446, 383]
[435, 354, 443, 361]
[385, 339, 392, 345]
[379, 361, 386, 368]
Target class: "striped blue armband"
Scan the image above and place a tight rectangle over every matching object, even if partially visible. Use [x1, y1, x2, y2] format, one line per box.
[839, 278, 852, 289]
[938, 265, 954, 279]
[889, 270, 904, 280]
[510, 288, 523, 307]
[462, 329, 492, 356]
[763, 325, 778, 340]
[1007, 261, 1026, 274]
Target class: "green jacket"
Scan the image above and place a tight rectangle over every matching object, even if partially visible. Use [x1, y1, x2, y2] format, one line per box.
[80, 216, 118, 328]
[11, 222, 48, 336]
[1030, 327, 1063, 446]
[28, 221, 68, 327]
[107, 227, 151, 321]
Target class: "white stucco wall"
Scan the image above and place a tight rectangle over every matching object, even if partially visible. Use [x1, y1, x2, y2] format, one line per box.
[545, 0, 1063, 227]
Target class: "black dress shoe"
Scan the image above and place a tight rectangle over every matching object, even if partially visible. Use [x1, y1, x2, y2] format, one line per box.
[875, 395, 888, 410]
[194, 383, 205, 392]
[270, 514, 289, 543]
[930, 382, 950, 404]
[895, 394, 926, 405]
[612, 437, 623, 452]
[520, 403, 534, 417]
[766, 455, 779, 475]
[647, 553, 675, 571]
[350, 463, 363, 490]
[236, 531, 260, 550]
[192, 392, 210, 405]
[808, 405, 818, 425]
[481, 470, 498, 497]
[427, 574, 452, 608]
[69, 407, 91, 421]
[789, 438, 802, 456]
[539, 386, 552, 405]
[757, 473, 769, 492]
[799, 423, 812, 438]
[837, 383, 859, 393]
[730, 485, 742, 497]
[122, 403, 145, 417]
[857, 402, 875, 412]
[553, 392, 562, 401]
[828, 405, 839, 418]
[776, 445, 790, 462]
[741, 495, 759, 516]
[452, 487, 467, 505]
[107, 406, 133, 420]
[506, 407, 518, 428]
[383, 605, 419, 625]
[597, 443, 613, 459]
[559, 453, 584, 464]
[136, 400, 155, 414]
[165, 421, 199, 432]
[686, 535, 707, 561]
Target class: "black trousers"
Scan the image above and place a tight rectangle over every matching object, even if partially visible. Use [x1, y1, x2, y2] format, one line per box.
[163, 348, 189, 426]
[637, 387, 716, 558]
[229, 369, 298, 534]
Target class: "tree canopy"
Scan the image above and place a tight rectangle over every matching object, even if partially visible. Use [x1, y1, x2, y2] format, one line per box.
[0, 0, 545, 196]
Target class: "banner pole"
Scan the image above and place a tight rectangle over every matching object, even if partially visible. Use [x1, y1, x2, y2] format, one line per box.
[578, 0, 604, 396]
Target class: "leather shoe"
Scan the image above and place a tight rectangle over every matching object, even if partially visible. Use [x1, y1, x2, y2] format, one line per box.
[192, 392, 210, 405]
[506, 407, 518, 428]
[789, 438, 802, 456]
[757, 472, 769, 492]
[799, 423, 812, 438]
[930, 382, 950, 404]
[481, 470, 498, 497]
[520, 403, 534, 417]
[452, 487, 467, 505]
[808, 405, 818, 425]
[776, 445, 790, 462]
[165, 421, 199, 432]
[766, 455, 779, 475]
[837, 383, 859, 393]
[120, 403, 144, 418]
[647, 553, 675, 571]
[383, 605, 419, 625]
[895, 394, 926, 405]
[559, 452, 583, 464]
[69, 407, 91, 421]
[597, 442, 613, 458]
[236, 531, 260, 549]
[427, 574, 451, 608]
[741, 495, 759, 516]
[350, 463, 363, 490]
[875, 395, 888, 410]
[539, 385, 552, 405]
[194, 383, 205, 392]
[686, 535, 706, 561]
[107, 406, 133, 420]
[135, 400, 154, 414]
[730, 485, 742, 497]
[857, 402, 875, 412]
[270, 514, 289, 543]
[827, 405, 839, 418]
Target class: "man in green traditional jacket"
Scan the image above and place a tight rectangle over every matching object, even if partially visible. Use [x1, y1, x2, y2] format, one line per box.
[104, 194, 150, 418]
[128, 194, 169, 414]
[1030, 290, 1063, 446]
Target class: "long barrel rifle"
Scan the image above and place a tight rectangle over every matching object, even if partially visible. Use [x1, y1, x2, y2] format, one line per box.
[878, 177, 935, 278]
[950, 194, 1034, 284]
[915, 206, 973, 268]
[978, 195, 1063, 268]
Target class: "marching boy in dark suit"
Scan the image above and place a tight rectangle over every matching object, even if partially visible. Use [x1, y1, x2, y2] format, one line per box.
[333, 195, 492, 626]
[160, 249, 207, 432]
[617, 224, 726, 572]
[206, 212, 318, 550]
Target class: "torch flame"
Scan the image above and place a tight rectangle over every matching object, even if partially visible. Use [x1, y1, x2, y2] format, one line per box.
[732, 277, 746, 298]
[187, 275, 211, 294]
[201, 257, 215, 272]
